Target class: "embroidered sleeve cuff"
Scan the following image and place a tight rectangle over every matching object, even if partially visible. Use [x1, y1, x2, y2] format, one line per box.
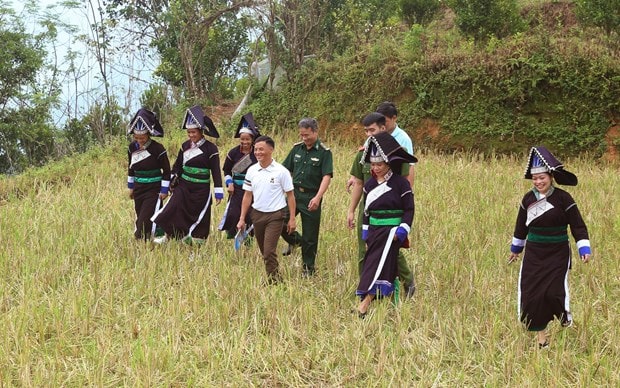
[511, 237, 525, 253]
[214, 187, 224, 200]
[577, 239, 591, 256]
[225, 175, 233, 186]
[127, 176, 135, 189]
[399, 223, 411, 233]
[395, 226, 408, 242]
[510, 245, 524, 254]
[578, 246, 591, 256]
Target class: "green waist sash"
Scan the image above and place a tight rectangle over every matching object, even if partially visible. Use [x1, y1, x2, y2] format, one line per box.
[182, 165, 211, 184]
[233, 173, 245, 186]
[368, 209, 404, 226]
[135, 176, 162, 183]
[527, 226, 568, 243]
[369, 216, 402, 226]
[135, 169, 162, 183]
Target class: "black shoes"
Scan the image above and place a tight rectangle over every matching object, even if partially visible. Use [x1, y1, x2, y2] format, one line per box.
[561, 312, 573, 328]
[405, 283, 416, 299]
[302, 266, 315, 278]
[282, 244, 296, 256]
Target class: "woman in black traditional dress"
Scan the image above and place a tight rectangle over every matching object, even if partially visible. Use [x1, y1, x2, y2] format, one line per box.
[218, 113, 260, 239]
[356, 132, 417, 317]
[152, 105, 224, 245]
[508, 146, 591, 348]
[127, 108, 171, 241]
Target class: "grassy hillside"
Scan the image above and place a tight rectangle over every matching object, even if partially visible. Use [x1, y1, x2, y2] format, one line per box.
[0, 133, 619, 385]
[247, 1, 619, 158]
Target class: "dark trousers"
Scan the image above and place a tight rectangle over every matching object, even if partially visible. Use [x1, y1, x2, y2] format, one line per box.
[252, 208, 287, 278]
[281, 189, 321, 272]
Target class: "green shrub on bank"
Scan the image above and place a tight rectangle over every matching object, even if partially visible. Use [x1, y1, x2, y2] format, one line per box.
[450, 0, 524, 41]
[575, 0, 620, 37]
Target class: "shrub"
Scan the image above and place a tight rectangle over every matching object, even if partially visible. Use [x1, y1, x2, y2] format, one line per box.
[450, 0, 523, 41]
[400, 0, 441, 26]
[575, 0, 620, 37]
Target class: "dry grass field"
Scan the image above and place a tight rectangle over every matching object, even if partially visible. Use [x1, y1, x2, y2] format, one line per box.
[0, 132, 618, 386]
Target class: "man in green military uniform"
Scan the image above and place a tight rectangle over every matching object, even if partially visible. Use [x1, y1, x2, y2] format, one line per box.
[346, 112, 416, 298]
[281, 118, 333, 276]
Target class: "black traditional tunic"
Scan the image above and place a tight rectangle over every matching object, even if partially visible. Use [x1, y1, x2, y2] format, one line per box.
[511, 187, 590, 331]
[218, 145, 257, 238]
[152, 138, 223, 240]
[356, 172, 414, 298]
[127, 140, 171, 240]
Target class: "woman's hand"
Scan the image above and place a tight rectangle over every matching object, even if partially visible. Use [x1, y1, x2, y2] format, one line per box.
[128, 189, 134, 199]
[508, 252, 520, 264]
[581, 253, 591, 263]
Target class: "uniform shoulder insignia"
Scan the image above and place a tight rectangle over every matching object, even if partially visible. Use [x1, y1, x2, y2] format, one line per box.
[319, 143, 330, 151]
[293, 141, 303, 146]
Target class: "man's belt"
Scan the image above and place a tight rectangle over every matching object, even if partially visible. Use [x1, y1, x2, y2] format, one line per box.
[295, 185, 317, 194]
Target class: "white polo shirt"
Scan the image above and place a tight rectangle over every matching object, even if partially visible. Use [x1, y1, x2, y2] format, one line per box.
[243, 160, 294, 212]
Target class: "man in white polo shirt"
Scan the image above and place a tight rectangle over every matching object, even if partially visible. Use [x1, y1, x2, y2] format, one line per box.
[237, 135, 297, 284]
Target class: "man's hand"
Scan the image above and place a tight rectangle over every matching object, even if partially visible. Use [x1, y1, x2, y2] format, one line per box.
[347, 210, 356, 229]
[345, 176, 356, 194]
[287, 219, 297, 234]
[308, 196, 321, 211]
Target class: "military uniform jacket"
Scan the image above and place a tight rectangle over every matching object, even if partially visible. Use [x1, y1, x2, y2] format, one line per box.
[282, 139, 333, 192]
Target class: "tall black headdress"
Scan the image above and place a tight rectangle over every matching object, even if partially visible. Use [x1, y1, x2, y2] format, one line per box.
[524, 146, 577, 186]
[361, 131, 418, 172]
[127, 108, 164, 137]
[182, 105, 219, 138]
[234, 112, 261, 138]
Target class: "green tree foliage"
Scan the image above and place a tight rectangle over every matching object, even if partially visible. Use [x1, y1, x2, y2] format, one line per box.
[105, 0, 252, 100]
[321, 0, 401, 54]
[58, 98, 124, 155]
[400, 0, 440, 26]
[0, 5, 58, 174]
[575, 0, 620, 37]
[450, 0, 523, 41]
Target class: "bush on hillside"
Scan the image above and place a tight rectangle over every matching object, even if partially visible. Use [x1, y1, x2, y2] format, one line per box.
[246, 1, 619, 156]
[575, 0, 620, 37]
[450, 0, 523, 41]
[248, 29, 619, 155]
[400, 0, 441, 26]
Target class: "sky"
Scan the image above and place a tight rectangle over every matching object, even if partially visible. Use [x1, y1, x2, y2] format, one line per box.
[7, 0, 157, 126]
